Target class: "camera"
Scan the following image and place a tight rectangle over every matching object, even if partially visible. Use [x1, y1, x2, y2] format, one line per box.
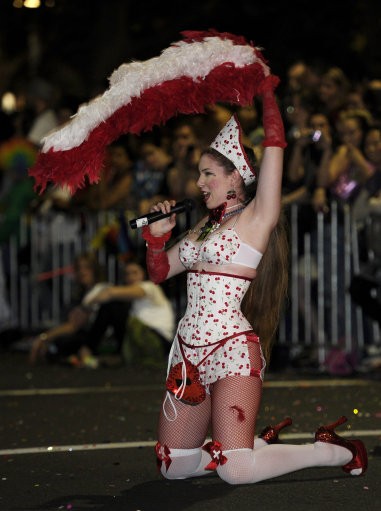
[310, 130, 322, 143]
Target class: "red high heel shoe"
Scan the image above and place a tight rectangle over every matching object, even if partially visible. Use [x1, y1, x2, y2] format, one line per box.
[258, 417, 293, 444]
[315, 416, 368, 475]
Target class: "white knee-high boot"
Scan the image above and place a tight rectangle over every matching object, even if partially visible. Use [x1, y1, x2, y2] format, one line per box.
[216, 442, 354, 485]
[157, 436, 277, 481]
[158, 446, 214, 480]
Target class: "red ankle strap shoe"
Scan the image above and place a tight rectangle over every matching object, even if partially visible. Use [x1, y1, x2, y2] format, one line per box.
[259, 417, 293, 444]
[315, 416, 368, 476]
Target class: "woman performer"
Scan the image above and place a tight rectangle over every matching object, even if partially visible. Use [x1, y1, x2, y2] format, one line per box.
[142, 71, 368, 484]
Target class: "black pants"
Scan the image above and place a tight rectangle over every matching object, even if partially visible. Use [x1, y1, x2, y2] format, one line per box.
[84, 300, 130, 353]
[49, 300, 130, 359]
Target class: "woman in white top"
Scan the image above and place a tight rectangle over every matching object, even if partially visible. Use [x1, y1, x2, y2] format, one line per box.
[87, 259, 175, 368]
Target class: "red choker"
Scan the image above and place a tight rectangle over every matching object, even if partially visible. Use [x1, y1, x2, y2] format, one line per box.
[196, 202, 227, 241]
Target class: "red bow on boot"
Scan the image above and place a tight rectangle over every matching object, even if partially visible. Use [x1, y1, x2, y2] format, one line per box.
[155, 441, 172, 471]
[203, 441, 228, 471]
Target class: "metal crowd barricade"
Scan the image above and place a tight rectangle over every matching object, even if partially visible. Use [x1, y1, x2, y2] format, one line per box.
[278, 201, 380, 366]
[1, 203, 380, 366]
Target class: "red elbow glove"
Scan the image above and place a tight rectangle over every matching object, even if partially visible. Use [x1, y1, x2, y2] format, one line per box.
[259, 75, 287, 149]
[142, 226, 172, 284]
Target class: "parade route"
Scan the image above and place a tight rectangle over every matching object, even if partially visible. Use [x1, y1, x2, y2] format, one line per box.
[1, 353, 380, 511]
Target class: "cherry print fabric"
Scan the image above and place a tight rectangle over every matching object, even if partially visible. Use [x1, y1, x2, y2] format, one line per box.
[179, 229, 262, 270]
[210, 114, 256, 185]
[167, 271, 265, 391]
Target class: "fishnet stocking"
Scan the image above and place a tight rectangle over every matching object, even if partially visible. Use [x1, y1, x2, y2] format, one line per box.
[156, 338, 266, 479]
[157, 339, 354, 483]
[157, 391, 212, 479]
[211, 340, 263, 450]
[158, 392, 211, 449]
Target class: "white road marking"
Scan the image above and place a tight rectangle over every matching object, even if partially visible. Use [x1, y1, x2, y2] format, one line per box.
[0, 379, 377, 456]
[0, 429, 380, 456]
[0, 379, 371, 397]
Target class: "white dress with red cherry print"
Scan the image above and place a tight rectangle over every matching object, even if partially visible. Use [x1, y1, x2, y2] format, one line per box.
[165, 227, 265, 400]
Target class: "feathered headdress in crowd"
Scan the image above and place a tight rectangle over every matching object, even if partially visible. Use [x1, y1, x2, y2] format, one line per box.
[29, 30, 271, 193]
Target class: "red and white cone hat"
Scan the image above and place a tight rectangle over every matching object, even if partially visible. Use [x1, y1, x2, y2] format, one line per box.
[210, 113, 256, 185]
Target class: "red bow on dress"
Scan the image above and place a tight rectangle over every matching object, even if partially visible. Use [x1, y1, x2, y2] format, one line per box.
[203, 440, 228, 470]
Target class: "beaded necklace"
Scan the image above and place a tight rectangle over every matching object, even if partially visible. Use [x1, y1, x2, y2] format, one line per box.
[192, 202, 247, 241]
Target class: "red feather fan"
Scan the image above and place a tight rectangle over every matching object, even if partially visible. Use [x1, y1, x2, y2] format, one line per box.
[29, 30, 270, 193]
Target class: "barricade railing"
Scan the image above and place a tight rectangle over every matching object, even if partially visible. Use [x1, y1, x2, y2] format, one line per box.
[278, 201, 380, 366]
[1, 203, 379, 366]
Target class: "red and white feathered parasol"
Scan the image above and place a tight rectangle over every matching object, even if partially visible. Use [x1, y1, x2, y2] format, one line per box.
[29, 29, 271, 193]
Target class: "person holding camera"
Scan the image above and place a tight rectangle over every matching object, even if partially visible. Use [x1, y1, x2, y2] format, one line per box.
[282, 110, 334, 212]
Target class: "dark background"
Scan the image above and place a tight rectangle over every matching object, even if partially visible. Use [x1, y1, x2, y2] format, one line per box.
[1, 0, 381, 102]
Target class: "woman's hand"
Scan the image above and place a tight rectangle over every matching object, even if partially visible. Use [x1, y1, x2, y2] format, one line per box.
[347, 144, 372, 171]
[29, 334, 49, 365]
[346, 144, 363, 164]
[148, 199, 177, 237]
[294, 128, 316, 148]
[312, 187, 329, 214]
[86, 287, 114, 305]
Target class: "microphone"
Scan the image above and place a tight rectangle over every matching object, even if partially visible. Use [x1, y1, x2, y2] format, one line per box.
[129, 198, 195, 229]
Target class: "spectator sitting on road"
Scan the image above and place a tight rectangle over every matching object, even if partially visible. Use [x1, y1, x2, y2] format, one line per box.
[29, 252, 128, 367]
[85, 259, 175, 369]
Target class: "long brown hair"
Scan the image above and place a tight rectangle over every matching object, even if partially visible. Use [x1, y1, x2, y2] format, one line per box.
[241, 214, 289, 364]
[202, 147, 289, 365]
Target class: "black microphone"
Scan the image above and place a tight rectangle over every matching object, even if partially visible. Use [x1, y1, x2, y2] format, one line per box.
[129, 198, 195, 229]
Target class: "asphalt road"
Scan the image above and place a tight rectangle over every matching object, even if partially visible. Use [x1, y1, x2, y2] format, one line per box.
[1, 352, 380, 511]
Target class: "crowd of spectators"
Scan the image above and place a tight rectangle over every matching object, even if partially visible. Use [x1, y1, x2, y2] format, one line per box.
[0, 60, 381, 370]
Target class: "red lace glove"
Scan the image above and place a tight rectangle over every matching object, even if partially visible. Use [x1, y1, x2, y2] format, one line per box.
[142, 226, 172, 284]
[259, 75, 287, 149]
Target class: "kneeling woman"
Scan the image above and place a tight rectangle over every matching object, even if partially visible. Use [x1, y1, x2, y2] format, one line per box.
[142, 75, 367, 484]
